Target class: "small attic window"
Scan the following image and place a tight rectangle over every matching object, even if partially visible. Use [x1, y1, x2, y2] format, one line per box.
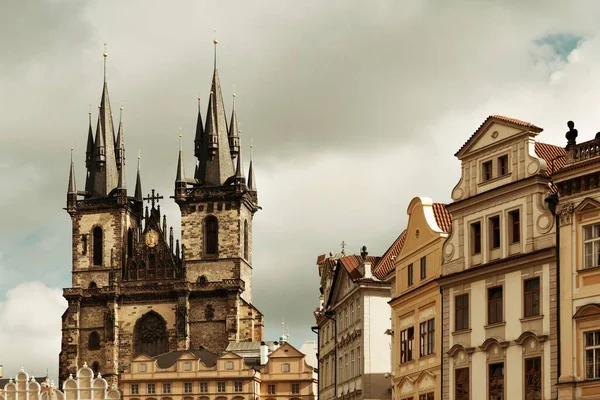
[226, 361, 234, 370]
[498, 155, 509, 176]
[183, 361, 192, 371]
[482, 161, 493, 181]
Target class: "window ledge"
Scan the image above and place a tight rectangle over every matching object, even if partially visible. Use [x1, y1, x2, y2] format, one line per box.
[400, 359, 416, 366]
[578, 265, 600, 275]
[452, 329, 472, 336]
[418, 352, 436, 360]
[478, 173, 512, 187]
[520, 314, 544, 322]
[484, 322, 506, 329]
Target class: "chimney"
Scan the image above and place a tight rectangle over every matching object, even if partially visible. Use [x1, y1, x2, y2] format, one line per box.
[364, 259, 372, 279]
[260, 341, 268, 365]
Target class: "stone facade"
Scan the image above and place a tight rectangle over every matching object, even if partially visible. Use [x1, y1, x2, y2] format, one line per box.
[60, 54, 263, 387]
[314, 253, 391, 400]
[552, 127, 600, 399]
[439, 116, 561, 399]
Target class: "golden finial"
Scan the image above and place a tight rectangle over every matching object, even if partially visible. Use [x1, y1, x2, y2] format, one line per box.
[213, 29, 218, 69]
[120, 100, 123, 111]
[103, 43, 108, 82]
[213, 29, 218, 45]
[103, 43, 108, 58]
[250, 137, 254, 161]
[88, 104, 92, 115]
[138, 149, 141, 160]
[232, 84, 236, 97]
[70, 142, 74, 162]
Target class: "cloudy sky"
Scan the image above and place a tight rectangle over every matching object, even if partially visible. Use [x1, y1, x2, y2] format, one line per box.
[2, 0, 600, 380]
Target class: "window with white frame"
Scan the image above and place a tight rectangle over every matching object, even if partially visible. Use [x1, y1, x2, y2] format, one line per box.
[147, 384, 155, 395]
[200, 382, 208, 393]
[184, 382, 192, 393]
[234, 381, 243, 392]
[162, 383, 171, 394]
[586, 330, 600, 379]
[217, 381, 226, 393]
[584, 224, 600, 269]
[130, 384, 139, 395]
[291, 383, 300, 394]
[282, 363, 290, 372]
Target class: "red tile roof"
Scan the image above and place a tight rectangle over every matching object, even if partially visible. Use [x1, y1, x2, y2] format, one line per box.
[316, 254, 327, 265]
[534, 142, 566, 176]
[339, 255, 381, 280]
[455, 115, 543, 157]
[432, 203, 452, 233]
[373, 230, 407, 280]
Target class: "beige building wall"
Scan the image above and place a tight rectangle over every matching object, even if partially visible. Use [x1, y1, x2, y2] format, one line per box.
[379, 197, 449, 400]
[440, 116, 560, 400]
[553, 134, 600, 399]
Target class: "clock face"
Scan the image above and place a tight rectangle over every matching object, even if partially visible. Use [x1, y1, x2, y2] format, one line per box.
[145, 229, 159, 248]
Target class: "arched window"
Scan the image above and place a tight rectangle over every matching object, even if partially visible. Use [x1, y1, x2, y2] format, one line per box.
[197, 275, 208, 286]
[244, 220, 249, 260]
[127, 228, 134, 259]
[134, 311, 168, 357]
[93, 227, 103, 265]
[88, 281, 97, 289]
[205, 216, 218, 255]
[91, 361, 100, 375]
[89, 331, 101, 350]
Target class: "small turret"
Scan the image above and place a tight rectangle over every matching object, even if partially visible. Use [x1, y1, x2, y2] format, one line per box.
[135, 152, 143, 202]
[67, 148, 77, 213]
[228, 90, 240, 159]
[194, 97, 204, 159]
[175, 134, 187, 198]
[116, 106, 124, 170]
[84, 109, 95, 195]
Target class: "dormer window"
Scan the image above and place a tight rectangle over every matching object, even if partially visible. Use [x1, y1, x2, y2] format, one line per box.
[498, 155, 509, 176]
[482, 161, 493, 181]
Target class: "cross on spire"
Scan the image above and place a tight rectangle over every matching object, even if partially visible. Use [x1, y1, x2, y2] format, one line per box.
[143, 189, 164, 209]
[341, 241, 346, 255]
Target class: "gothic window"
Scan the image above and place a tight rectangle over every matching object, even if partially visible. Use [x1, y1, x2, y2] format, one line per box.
[93, 227, 103, 265]
[89, 331, 101, 350]
[134, 312, 168, 357]
[197, 275, 208, 286]
[127, 228, 134, 259]
[91, 361, 100, 375]
[244, 220, 249, 260]
[205, 304, 215, 320]
[205, 216, 218, 255]
[89, 281, 97, 289]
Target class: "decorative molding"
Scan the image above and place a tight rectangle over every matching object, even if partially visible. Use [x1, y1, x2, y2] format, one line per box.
[557, 202, 574, 225]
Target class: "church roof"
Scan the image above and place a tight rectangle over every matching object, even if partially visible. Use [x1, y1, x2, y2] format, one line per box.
[154, 348, 218, 369]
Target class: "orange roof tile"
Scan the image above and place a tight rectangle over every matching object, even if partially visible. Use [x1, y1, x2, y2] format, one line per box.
[455, 115, 543, 157]
[534, 142, 566, 176]
[316, 254, 327, 265]
[432, 203, 452, 233]
[339, 255, 381, 280]
[373, 230, 407, 280]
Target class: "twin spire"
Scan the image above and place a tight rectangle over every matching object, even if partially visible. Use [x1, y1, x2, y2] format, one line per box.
[179, 38, 257, 195]
[67, 46, 142, 207]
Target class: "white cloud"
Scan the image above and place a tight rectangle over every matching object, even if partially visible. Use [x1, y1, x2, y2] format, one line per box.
[0, 282, 67, 380]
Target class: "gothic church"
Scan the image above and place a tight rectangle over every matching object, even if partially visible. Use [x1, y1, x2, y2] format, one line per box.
[60, 44, 263, 386]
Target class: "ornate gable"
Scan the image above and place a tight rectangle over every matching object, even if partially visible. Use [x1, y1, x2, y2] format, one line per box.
[124, 194, 183, 282]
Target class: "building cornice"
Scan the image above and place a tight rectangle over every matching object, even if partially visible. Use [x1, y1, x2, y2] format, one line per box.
[438, 247, 555, 288]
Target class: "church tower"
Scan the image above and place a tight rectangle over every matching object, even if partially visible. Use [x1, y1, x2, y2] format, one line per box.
[173, 38, 263, 347]
[60, 43, 263, 387]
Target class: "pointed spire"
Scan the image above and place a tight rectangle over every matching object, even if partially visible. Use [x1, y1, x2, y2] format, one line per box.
[67, 146, 77, 212]
[194, 96, 204, 160]
[176, 130, 186, 188]
[228, 87, 240, 159]
[85, 106, 95, 195]
[116, 105, 126, 192]
[196, 37, 235, 186]
[162, 215, 167, 234]
[135, 150, 143, 202]
[248, 139, 257, 192]
[91, 44, 119, 197]
[233, 130, 245, 189]
[68, 146, 76, 195]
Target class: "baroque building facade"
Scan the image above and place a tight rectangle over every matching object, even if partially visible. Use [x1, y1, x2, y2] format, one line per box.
[373, 197, 451, 400]
[60, 46, 263, 386]
[439, 115, 564, 399]
[119, 342, 316, 400]
[314, 252, 391, 400]
[552, 122, 600, 399]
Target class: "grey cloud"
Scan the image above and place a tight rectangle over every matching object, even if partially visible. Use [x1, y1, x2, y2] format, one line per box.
[6, 0, 600, 377]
